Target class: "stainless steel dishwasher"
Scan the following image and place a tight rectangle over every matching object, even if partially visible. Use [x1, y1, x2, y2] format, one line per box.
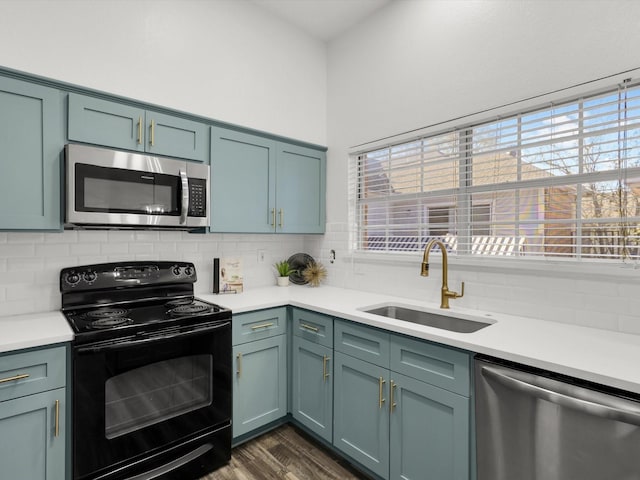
[475, 356, 640, 480]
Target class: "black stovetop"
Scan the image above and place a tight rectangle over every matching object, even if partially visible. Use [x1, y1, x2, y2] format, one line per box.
[60, 261, 231, 344]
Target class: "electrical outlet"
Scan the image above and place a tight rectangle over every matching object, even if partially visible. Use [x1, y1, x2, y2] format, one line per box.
[257, 249, 266, 264]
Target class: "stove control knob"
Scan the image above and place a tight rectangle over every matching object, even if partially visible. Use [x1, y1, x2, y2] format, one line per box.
[83, 271, 97, 283]
[66, 272, 80, 285]
[184, 266, 193, 277]
[172, 265, 182, 276]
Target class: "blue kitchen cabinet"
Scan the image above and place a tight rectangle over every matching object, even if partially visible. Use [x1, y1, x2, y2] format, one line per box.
[210, 126, 326, 233]
[68, 93, 208, 162]
[389, 373, 469, 480]
[210, 126, 276, 233]
[291, 308, 333, 442]
[333, 319, 471, 480]
[0, 76, 63, 230]
[0, 345, 68, 480]
[232, 308, 288, 440]
[275, 143, 326, 234]
[333, 350, 390, 478]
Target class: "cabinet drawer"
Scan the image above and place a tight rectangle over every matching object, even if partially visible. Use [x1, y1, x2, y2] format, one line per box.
[390, 335, 470, 396]
[0, 346, 66, 402]
[291, 308, 333, 348]
[334, 319, 390, 368]
[232, 307, 287, 345]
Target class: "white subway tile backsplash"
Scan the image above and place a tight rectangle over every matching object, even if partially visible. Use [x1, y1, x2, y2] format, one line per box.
[35, 244, 70, 257]
[0, 244, 36, 258]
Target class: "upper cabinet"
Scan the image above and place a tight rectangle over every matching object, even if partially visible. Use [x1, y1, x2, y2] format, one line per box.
[68, 93, 209, 162]
[0, 76, 63, 230]
[210, 126, 326, 234]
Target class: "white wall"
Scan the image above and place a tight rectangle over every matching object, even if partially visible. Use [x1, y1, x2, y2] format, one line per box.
[310, 0, 640, 334]
[0, 0, 327, 145]
[0, 0, 325, 316]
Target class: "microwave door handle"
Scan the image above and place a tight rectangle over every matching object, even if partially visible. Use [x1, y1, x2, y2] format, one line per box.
[180, 170, 189, 224]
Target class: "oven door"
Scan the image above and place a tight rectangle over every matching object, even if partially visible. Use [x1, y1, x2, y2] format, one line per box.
[73, 321, 231, 480]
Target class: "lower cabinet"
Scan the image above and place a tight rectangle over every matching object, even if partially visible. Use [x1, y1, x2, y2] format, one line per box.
[0, 345, 68, 480]
[291, 336, 333, 442]
[333, 319, 471, 480]
[232, 308, 288, 439]
[0, 387, 66, 479]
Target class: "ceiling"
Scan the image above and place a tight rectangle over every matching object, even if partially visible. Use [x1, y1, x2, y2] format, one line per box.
[251, 0, 393, 42]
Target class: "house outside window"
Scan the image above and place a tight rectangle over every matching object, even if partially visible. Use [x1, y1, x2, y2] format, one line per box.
[353, 81, 640, 262]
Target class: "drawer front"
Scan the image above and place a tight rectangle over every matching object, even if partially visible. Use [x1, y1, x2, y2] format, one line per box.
[334, 319, 390, 368]
[291, 308, 333, 348]
[390, 335, 470, 396]
[232, 307, 287, 345]
[0, 346, 67, 402]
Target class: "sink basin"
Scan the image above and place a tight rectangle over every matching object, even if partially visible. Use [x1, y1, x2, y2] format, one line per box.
[361, 304, 492, 333]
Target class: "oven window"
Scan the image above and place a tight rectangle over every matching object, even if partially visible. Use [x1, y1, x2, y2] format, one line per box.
[105, 355, 213, 439]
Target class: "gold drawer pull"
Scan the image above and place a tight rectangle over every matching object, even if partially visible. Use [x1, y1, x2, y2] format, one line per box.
[55, 400, 60, 437]
[137, 116, 143, 145]
[0, 373, 29, 384]
[236, 353, 242, 377]
[251, 322, 274, 330]
[378, 377, 386, 409]
[300, 323, 319, 333]
[278, 208, 284, 228]
[323, 355, 331, 381]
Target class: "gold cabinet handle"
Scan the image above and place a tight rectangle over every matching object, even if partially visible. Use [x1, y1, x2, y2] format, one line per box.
[137, 116, 143, 145]
[0, 373, 29, 384]
[300, 323, 319, 333]
[55, 400, 60, 437]
[149, 119, 155, 146]
[270, 208, 276, 227]
[378, 377, 386, 409]
[323, 355, 331, 381]
[236, 353, 242, 377]
[251, 322, 274, 330]
[390, 381, 397, 413]
[278, 208, 284, 228]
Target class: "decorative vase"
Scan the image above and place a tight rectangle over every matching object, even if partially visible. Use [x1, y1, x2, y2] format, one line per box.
[277, 276, 290, 287]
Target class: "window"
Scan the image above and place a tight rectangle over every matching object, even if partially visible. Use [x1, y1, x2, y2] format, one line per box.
[353, 81, 640, 261]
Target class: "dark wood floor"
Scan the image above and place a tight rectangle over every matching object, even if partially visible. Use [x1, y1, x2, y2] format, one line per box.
[201, 425, 370, 480]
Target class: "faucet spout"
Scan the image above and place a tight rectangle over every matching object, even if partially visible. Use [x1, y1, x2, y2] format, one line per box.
[421, 239, 464, 309]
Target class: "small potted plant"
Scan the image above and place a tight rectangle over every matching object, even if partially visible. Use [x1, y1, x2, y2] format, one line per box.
[274, 260, 296, 286]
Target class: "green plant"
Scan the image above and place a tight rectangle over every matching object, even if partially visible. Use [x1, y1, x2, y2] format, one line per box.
[274, 260, 296, 277]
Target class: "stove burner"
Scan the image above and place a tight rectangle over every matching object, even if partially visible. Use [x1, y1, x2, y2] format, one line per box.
[91, 317, 134, 329]
[165, 298, 196, 309]
[85, 308, 129, 320]
[169, 304, 212, 316]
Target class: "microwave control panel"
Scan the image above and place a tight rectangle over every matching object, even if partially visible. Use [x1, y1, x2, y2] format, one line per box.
[188, 179, 207, 217]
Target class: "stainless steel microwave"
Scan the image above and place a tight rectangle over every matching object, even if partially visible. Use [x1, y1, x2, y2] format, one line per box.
[65, 144, 210, 230]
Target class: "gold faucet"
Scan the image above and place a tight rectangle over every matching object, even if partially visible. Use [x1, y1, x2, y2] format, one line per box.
[421, 239, 464, 309]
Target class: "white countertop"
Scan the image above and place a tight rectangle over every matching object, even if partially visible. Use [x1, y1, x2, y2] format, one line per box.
[0, 311, 73, 354]
[3, 284, 640, 396]
[201, 285, 640, 395]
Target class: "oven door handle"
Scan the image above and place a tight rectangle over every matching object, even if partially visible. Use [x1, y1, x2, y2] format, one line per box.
[76, 321, 230, 354]
[126, 443, 214, 480]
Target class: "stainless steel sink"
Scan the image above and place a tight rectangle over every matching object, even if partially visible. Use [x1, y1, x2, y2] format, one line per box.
[362, 304, 492, 333]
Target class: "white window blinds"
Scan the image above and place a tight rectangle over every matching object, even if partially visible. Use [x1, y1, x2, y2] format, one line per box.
[353, 81, 640, 261]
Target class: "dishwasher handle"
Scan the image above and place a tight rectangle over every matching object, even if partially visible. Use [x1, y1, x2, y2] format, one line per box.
[481, 364, 640, 427]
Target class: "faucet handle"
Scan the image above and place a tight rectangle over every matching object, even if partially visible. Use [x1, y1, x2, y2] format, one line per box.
[457, 281, 465, 298]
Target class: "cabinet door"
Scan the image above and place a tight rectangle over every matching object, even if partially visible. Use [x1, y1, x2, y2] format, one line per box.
[333, 351, 389, 478]
[291, 337, 332, 442]
[0, 387, 66, 480]
[145, 111, 208, 162]
[389, 373, 469, 480]
[232, 335, 287, 438]
[210, 127, 276, 232]
[275, 143, 326, 233]
[68, 93, 145, 152]
[0, 77, 63, 230]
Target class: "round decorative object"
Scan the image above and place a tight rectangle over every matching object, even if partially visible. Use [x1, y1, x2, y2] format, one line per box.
[287, 253, 315, 285]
